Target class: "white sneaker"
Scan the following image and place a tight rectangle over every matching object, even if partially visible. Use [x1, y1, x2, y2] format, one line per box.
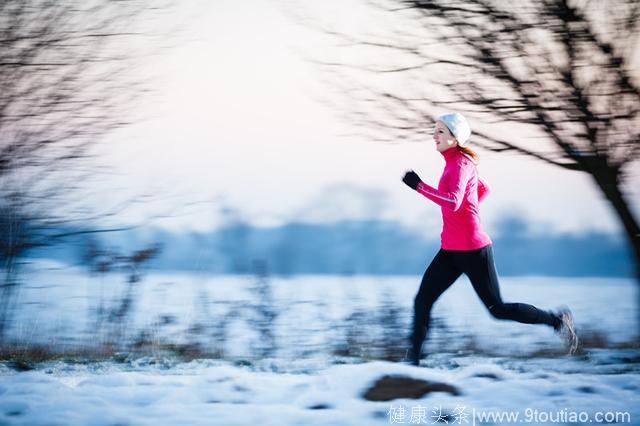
[555, 308, 579, 355]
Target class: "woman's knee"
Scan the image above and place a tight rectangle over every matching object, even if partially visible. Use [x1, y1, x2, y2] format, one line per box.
[414, 293, 434, 311]
[488, 303, 510, 320]
[413, 294, 424, 309]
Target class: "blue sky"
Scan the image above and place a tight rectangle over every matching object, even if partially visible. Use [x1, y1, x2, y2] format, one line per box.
[89, 0, 640, 239]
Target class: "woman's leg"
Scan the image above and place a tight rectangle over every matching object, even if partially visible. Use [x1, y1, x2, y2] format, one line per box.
[410, 249, 462, 364]
[459, 245, 560, 327]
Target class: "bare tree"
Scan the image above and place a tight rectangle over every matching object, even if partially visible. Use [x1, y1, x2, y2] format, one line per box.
[292, 0, 640, 281]
[0, 0, 174, 341]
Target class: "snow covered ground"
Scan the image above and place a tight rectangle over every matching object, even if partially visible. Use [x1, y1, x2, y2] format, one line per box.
[1, 354, 639, 425]
[1, 262, 639, 425]
[8, 262, 639, 358]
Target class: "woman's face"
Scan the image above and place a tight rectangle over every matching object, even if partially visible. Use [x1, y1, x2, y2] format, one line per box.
[433, 121, 458, 153]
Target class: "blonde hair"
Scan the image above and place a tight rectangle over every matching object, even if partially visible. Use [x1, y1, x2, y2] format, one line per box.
[458, 145, 479, 164]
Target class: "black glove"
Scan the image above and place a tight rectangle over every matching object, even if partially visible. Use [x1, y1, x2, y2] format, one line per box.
[402, 170, 422, 190]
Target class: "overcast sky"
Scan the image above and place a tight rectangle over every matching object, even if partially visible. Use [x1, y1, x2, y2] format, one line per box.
[90, 0, 640, 239]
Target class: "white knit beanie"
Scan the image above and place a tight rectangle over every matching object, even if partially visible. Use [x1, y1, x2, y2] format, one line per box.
[438, 112, 471, 147]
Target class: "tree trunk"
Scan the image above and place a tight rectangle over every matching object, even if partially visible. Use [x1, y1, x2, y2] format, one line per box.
[593, 172, 640, 340]
[595, 179, 640, 278]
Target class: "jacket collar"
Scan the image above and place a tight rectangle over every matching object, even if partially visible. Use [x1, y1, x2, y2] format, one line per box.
[440, 146, 460, 162]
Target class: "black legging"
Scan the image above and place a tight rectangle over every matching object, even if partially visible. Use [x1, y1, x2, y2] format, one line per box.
[411, 244, 560, 359]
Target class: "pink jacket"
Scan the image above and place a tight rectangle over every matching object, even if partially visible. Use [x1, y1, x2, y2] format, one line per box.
[416, 147, 492, 251]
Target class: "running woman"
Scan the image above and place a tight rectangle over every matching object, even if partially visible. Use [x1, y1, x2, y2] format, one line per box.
[402, 112, 578, 366]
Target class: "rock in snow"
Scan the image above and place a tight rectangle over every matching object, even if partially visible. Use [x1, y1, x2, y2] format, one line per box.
[362, 375, 461, 401]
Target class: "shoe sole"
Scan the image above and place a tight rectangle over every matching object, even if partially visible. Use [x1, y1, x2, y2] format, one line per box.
[562, 312, 579, 355]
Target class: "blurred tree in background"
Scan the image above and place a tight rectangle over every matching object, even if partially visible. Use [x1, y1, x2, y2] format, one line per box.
[0, 0, 172, 341]
[297, 0, 640, 282]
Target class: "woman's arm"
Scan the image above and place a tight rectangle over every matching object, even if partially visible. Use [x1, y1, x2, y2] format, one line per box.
[415, 163, 473, 211]
[478, 176, 491, 203]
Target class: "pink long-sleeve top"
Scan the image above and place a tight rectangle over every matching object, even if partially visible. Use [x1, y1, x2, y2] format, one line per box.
[416, 147, 492, 251]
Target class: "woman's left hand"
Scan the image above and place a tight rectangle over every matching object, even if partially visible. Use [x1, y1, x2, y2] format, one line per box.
[402, 170, 422, 190]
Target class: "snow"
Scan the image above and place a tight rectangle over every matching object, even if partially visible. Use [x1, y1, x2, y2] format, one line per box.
[11, 264, 639, 354]
[1, 357, 639, 425]
[1, 264, 639, 425]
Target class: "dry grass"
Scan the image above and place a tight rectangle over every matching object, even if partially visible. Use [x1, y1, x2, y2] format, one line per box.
[0, 340, 227, 371]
